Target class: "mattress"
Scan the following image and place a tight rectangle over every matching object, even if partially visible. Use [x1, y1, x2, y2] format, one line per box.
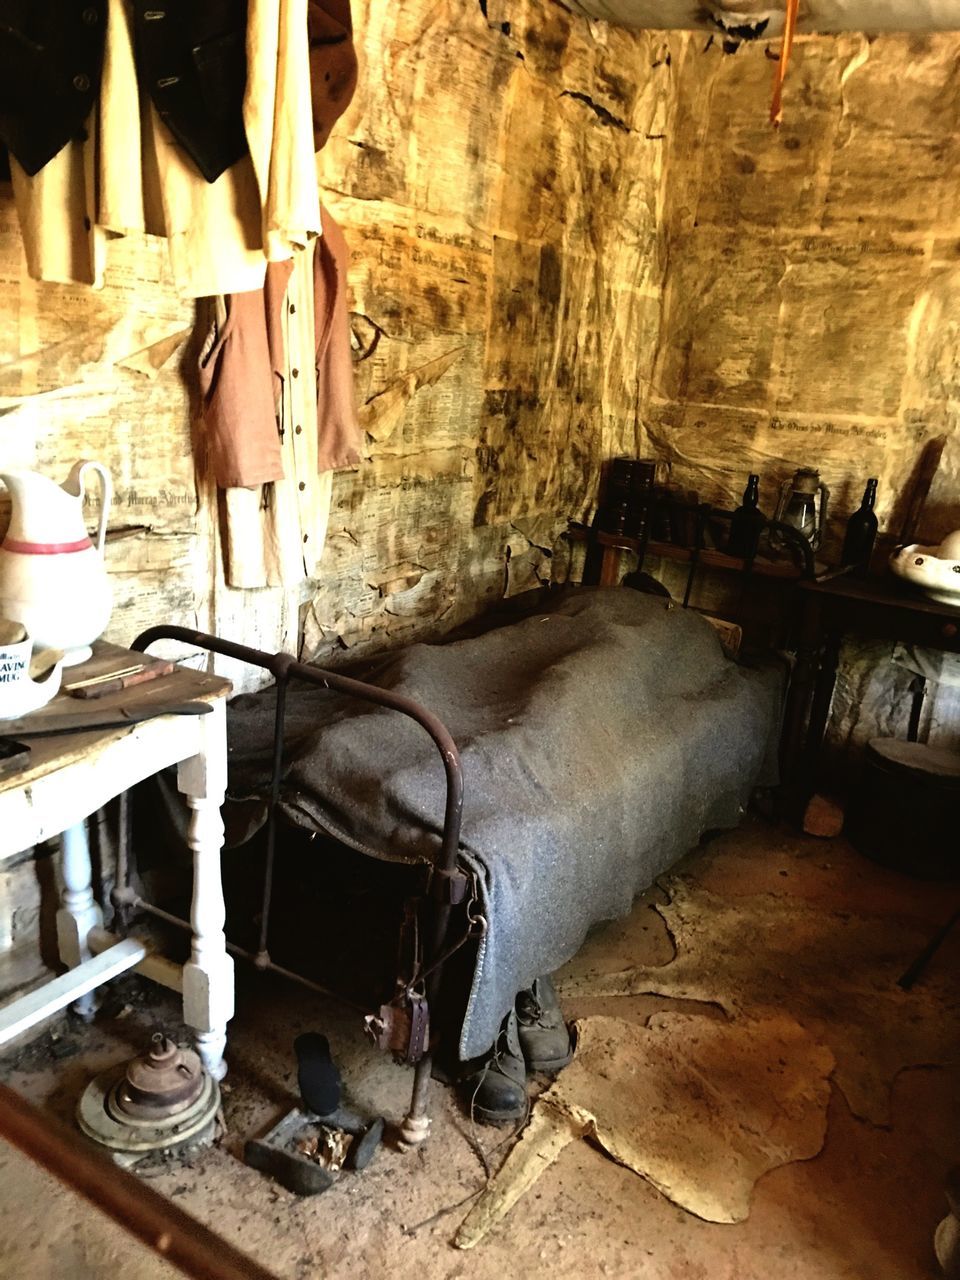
[227, 587, 783, 1058]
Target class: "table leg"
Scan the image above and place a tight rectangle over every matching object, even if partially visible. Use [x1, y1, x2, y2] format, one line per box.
[177, 700, 234, 1081]
[56, 821, 103, 1021]
[599, 544, 621, 587]
[779, 593, 822, 821]
[798, 627, 843, 808]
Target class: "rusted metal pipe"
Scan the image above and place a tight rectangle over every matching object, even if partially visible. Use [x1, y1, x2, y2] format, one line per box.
[257, 669, 288, 964]
[131, 626, 464, 883]
[130, 896, 368, 1013]
[0, 1081, 279, 1280]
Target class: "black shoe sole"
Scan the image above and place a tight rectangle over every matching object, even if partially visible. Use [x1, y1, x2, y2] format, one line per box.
[523, 1048, 574, 1074]
[472, 1102, 526, 1126]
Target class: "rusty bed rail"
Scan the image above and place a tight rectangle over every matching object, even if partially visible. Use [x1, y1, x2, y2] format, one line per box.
[131, 625, 465, 1147]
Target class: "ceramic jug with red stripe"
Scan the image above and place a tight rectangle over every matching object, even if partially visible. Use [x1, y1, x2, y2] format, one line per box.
[0, 462, 113, 666]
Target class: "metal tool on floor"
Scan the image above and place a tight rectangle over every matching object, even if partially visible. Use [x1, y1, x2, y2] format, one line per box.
[898, 905, 960, 991]
[76, 1030, 220, 1166]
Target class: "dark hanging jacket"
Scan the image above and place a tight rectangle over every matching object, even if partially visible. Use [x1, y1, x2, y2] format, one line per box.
[0, 1, 356, 181]
[0, 0, 107, 177]
[0, 0, 248, 181]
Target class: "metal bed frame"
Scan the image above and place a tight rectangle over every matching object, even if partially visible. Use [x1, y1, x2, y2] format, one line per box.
[122, 625, 467, 1148]
[121, 522, 813, 1144]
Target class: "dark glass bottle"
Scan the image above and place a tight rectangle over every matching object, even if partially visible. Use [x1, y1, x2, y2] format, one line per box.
[727, 474, 765, 559]
[650, 485, 673, 542]
[841, 478, 879, 577]
[595, 458, 636, 536]
[628, 459, 656, 540]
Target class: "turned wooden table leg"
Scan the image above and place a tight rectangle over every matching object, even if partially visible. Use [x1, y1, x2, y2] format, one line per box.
[599, 544, 622, 587]
[56, 821, 103, 1021]
[799, 627, 842, 807]
[779, 593, 823, 823]
[177, 700, 234, 1081]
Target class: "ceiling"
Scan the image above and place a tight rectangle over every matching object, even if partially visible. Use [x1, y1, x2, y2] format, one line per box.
[562, 0, 960, 34]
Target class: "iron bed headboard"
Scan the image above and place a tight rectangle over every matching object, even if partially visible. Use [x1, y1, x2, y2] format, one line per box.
[129, 624, 466, 1148]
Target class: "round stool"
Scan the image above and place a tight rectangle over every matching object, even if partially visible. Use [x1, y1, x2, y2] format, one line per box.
[846, 738, 960, 880]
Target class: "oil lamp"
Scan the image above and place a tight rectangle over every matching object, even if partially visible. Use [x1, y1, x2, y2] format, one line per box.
[773, 467, 828, 550]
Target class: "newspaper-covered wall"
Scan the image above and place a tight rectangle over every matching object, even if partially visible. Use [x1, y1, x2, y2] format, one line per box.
[649, 32, 960, 547]
[647, 31, 960, 758]
[0, 0, 679, 681]
[0, 11, 957, 750]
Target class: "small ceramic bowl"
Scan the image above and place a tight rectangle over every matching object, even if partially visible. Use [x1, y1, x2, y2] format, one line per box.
[889, 542, 960, 605]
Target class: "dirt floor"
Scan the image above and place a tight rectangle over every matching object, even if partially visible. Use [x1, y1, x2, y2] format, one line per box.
[2, 815, 960, 1279]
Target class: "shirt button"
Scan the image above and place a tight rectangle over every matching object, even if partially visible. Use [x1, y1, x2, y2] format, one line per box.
[291, 367, 299, 378]
[289, 303, 296, 315]
[82, 7, 99, 24]
[298, 482, 306, 491]
[303, 534, 309, 544]
[294, 425, 302, 435]
[73, 73, 90, 92]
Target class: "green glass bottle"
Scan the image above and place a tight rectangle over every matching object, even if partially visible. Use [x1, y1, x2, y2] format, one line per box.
[840, 478, 878, 577]
[727, 474, 765, 560]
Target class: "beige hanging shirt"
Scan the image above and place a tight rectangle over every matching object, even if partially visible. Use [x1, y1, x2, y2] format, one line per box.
[9, 0, 321, 296]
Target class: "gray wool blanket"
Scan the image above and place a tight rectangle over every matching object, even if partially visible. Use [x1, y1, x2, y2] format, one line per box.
[226, 588, 782, 1059]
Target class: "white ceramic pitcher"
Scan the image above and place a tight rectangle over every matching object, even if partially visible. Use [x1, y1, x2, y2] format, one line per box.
[0, 462, 113, 666]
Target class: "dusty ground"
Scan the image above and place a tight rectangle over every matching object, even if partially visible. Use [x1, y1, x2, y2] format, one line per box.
[2, 815, 959, 1279]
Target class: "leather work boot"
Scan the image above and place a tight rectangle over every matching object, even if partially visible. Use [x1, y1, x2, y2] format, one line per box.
[516, 975, 573, 1074]
[462, 1009, 528, 1125]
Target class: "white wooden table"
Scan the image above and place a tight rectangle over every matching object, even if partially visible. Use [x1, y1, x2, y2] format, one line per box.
[0, 654, 234, 1080]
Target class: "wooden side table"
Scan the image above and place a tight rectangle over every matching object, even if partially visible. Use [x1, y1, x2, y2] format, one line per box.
[0, 650, 234, 1080]
[780, 573, 960, 820]
[574, 526, 807, 589]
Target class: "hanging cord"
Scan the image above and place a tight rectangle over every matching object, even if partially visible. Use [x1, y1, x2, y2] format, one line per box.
[466, 1040, 532, 1179]
[255, 670, 289, 967]
[770, 0, 800, 127]
[395, 884, 487, 1004]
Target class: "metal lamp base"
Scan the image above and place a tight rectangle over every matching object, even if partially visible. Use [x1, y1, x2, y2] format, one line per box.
[76, 1035, 220, 1166]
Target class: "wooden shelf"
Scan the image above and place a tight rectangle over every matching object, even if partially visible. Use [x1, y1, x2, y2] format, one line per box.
[567, 525, 804, 580]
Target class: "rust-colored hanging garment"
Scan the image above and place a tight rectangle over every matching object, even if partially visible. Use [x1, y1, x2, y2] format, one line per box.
[198, 207, 360, 491]
[197, 0, 359, 589]
[307, 0, 358, 151]
[198, 207, 362, 588]
[770, 0, 800, 128]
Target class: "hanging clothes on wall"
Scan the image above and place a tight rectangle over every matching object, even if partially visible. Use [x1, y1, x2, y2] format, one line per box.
[306, 0, 358, 152]
[199, 208, 359, 489]
[194, 0, 360, 590]
[0, 0, 352, 296]
[198, 206, 362, 589]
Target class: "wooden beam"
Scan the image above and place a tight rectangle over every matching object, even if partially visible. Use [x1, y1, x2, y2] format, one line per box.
[0, 939, 145, 1046]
